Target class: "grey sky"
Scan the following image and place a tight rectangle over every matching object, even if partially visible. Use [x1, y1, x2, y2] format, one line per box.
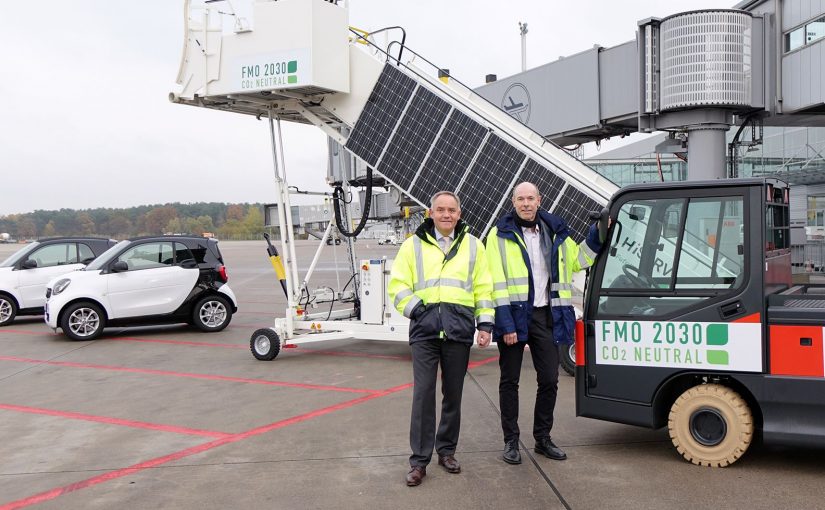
[0, 0, 732, 216]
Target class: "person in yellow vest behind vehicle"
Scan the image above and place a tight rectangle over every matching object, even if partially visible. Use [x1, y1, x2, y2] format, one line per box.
[389, 191, 494, 487]
[486, 182, 605, 465]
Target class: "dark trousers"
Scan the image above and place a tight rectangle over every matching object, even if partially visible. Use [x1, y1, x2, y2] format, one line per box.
[497, 306, 559, 443]
[409, 339, 472, 467]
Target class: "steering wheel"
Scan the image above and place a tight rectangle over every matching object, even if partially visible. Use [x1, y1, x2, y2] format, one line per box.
[622, 264, 657, 288]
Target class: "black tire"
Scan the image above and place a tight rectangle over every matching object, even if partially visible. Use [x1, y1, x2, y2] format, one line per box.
[60, 301, 105, 341]
[0, 294, 17, 326]
[251, 328, 281, 360]
[559, 343, 575, 377]
[668, 384, 753, 467]
[192, 295, 232, 332]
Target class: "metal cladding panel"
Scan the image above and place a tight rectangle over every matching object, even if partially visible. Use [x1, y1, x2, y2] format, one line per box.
[378, 87, 452, 190]
[345, 64, 417, 166]
[459, 134, 526, 235]
[410, 109, 488, 204]
[553, 187, 602, 243]
[598, 42, 639, 120]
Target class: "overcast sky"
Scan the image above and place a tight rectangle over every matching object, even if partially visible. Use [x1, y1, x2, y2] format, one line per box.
[0, 0, 733, 216]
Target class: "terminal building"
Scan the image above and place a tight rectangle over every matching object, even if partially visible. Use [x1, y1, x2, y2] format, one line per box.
[473, 0, 825, 272]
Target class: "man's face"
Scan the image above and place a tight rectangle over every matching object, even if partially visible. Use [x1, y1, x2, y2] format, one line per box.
[512, 183, 541, 222]
[430, 194, 460, 236]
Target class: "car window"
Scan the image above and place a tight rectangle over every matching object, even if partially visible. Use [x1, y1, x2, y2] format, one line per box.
[85, 240, 129, 271]
[78, 243, 95, 264]
[117, 242, 175, 270]
[188, 243, 208, 264]
[29, 243, 78, 267]
[174, 242, 195, 264]
[0, 242, 38, 267]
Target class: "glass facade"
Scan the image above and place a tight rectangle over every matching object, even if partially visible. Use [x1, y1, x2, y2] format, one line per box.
[586, 126, 825, 188]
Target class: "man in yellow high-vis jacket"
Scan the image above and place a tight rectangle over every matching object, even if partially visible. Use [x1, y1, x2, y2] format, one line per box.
[486, 182, 604, 465]
[389, 191, 494, 487]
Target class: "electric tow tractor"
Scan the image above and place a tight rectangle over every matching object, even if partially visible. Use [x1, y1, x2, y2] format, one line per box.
[576, 178, 825, 467]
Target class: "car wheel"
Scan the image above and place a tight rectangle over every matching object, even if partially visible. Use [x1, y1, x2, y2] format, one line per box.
[0, 294, 17, 326]
[250, 328, 281, 360]
[192, 295, 232, 332]
[668, 384, 753, 467]
[559, 343, 575, 377]
[60, 301, 105, 341]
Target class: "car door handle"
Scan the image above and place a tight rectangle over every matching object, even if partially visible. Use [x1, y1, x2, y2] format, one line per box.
[719, 300, 745, 319]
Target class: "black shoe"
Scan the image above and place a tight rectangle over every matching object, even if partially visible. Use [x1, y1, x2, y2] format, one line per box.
[535, 437, 567, 460]
[503, 439, 522, 465]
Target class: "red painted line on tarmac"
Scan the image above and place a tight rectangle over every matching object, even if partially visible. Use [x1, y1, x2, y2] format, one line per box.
[0, 403, 230, 438]
[107, 337, 244, 349]
[0, 382, 413, 510]
[0, 356, 379, 395]
[300, 349, 411, 361]
[467, 355, 499, 369]
[0, 329, 49, 336]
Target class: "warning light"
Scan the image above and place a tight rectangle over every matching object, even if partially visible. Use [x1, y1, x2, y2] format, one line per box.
[361, 264, 369, 270]
[296, 308, 304, 316]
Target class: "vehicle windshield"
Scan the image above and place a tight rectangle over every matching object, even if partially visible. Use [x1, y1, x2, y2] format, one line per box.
[0, 242, 38, 267]
[84, 240, 130, 271]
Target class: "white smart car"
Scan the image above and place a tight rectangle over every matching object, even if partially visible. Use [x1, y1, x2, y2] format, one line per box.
[45, 235, 237, 340]
[0, 237, 116, 326]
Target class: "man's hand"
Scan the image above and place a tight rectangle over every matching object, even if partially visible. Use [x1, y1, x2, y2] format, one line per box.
[503, 332, 518, 346]
[476, 330, 491, 348]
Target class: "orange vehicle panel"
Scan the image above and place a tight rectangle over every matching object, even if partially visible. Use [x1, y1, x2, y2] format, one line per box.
[769, 325, 824, 377]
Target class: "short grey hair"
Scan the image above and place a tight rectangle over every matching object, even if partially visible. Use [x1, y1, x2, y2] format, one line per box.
[511, 181, 541, 200]
[430, 191, 461, 209]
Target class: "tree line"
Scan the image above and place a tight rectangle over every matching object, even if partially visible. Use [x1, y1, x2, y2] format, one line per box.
[0, 203, 265, 241]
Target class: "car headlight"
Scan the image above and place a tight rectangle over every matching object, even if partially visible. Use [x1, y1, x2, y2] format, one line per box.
[52, 278, 71, 295]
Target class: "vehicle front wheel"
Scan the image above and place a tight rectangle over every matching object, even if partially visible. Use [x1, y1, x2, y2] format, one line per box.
[60, 302, 105, 341]
[0, 294, 17, 326]
[559, 343, 575, 377]
[192, 295, 232, 332]
[668, 383, 753, 467]
[250, 328, 281, 360]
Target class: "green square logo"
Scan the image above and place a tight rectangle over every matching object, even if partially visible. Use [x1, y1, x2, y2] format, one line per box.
[706, 324, 728, 346]
[287, 60, 298, 73]
[707, 350, 729, 365]
[287, 75, 297, 84]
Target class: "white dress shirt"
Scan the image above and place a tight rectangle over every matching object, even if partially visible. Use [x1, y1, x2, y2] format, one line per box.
[522, 225, 549, 307]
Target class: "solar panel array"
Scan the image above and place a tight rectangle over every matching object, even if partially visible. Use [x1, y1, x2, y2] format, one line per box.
[344, 63, 604, 241]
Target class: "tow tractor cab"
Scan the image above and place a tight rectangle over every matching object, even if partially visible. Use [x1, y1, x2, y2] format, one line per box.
[576, 178, 820, 467]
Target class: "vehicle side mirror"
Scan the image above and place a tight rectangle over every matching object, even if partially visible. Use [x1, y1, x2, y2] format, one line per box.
[629, 206, 646, 221]
[21, 259, 37, 269]
[180, 258, 198, 269]
[111, 261, 129, 272]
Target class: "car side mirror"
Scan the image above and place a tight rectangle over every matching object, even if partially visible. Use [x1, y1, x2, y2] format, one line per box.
[180, 258, 198, 269]
[21, 259, 37, 269]
[111, 261, 129, 272]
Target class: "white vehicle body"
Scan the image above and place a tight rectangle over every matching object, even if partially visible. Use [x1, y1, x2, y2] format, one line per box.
[44, 237, 238, 340]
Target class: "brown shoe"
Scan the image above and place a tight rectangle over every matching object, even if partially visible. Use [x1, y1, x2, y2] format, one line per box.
[406, 466, 426, 486]
[437, 454, 461, 473]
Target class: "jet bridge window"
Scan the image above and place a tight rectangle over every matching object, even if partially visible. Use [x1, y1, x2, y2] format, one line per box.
[596, 195, 745, 318]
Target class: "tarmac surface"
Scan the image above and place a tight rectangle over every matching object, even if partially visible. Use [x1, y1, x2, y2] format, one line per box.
[1, 239, 825, 510]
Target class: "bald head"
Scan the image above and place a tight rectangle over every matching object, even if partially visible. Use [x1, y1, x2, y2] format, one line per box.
[511, 181, 541, 222]
[512, 182, 540, 200]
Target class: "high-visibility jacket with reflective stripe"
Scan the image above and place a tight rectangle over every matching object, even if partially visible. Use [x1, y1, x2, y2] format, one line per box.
[486, 210, 601, 345]
[388, 219, 494, 344]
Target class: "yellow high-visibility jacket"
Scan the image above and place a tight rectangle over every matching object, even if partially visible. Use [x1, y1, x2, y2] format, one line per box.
[485, 210, 602, 345]
[389, 219, 494, 344]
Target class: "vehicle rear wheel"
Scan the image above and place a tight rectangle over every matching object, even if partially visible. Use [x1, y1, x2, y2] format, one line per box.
[668, 383, 753, 467]
[251, 328, 281, 360]
[559, 343, 575, 377]
[61, 302, 105, 341]
[0, 295, 17, 326]
[192, 295, 232, 332]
